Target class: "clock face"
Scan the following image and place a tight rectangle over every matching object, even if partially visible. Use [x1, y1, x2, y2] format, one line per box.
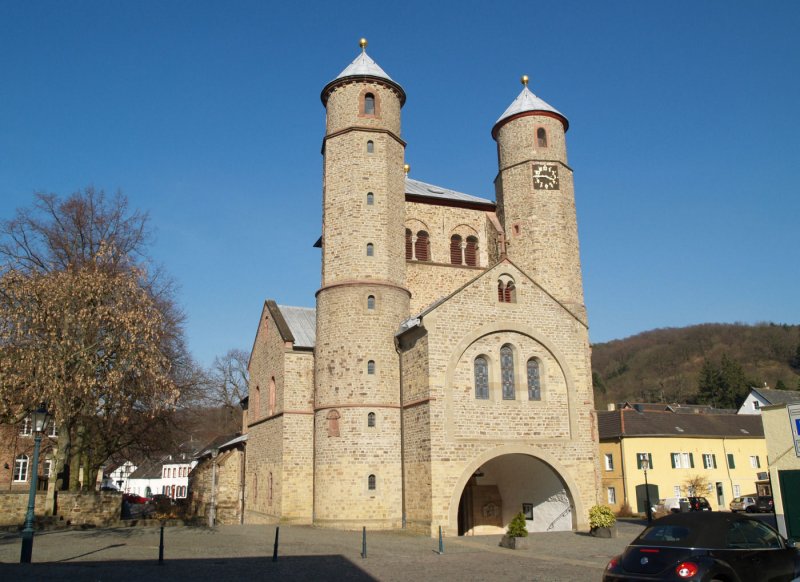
[533, 164, 560, 190]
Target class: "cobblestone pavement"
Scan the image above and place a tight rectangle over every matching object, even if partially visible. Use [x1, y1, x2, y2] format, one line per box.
[0, 520, 647, 581]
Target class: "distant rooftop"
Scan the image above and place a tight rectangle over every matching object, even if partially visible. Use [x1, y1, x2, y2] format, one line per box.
[598, 409, 764, 439]
[277, 305, 316, 349]
[494, 83, 568, 131]
[405, 176, 493, 207]
[752, 387, 800, 406]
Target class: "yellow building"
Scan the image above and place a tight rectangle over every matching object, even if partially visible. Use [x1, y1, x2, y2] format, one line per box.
[598, 407, 767, 513]
[761, 403, 800, 539]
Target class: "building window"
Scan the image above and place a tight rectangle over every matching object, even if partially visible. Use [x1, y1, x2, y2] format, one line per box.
[750, 456, 760, 469]
[753, 401, 760, 410]
[366, 140, 374, 153]
[269, 377, 276, 416]
[367, 360, 375, 375]
[537, 127, 548, 148]
[43, 460, 53, 478]
[474, 356, 489, 400]
[498, 277, 517, 303]
[415, 231, 430, 261]
[20, 417, 31, 436]
[604, 453, 614, 471]
[527, 358, 541, 401]
[368, 474, 376, 490]
[367, 412, 376, 427]
[364, 93, 375, 115]
[607, 487, 616, 504]
[268, 472, 273, 504]
[14, 455, 29, 482]
[327, 410, 341, 437]
[450, 235, 462, 265]
[673, 485, 681, 497]
[733, 484, 741, 497]
[500, 345, 515, 400]
[727, 453, 736, 469]
[367, 192, 374, 205]
[636, 453, 653, 470]
[367, 295, 375, 310]
[366, 243, 374, 256]
[670, 452, 694, 469]
[47, 420, 57, 438]
[465, 236, 478, 267]
[702, 453, 717, 469]
[405, 229, 412, 259]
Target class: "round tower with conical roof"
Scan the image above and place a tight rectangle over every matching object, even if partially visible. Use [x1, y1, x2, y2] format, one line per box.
[492, 77, 585, 318]
[314, 39, 409, 528]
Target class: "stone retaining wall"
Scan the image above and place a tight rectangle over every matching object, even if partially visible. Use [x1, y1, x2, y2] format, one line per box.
[56, 492, 122, 526]
[0, 491, 47, 526]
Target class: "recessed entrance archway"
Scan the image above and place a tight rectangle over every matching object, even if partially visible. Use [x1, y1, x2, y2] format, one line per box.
[448, 446, 583, 536]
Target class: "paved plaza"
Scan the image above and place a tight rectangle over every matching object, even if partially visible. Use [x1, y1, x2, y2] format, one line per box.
[0, 520, 646, 581]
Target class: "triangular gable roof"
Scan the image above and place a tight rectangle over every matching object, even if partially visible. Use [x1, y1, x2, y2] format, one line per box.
[248, 300, 316, 368]
[397, 256, 587, 336]
[750, 386, 800, 406]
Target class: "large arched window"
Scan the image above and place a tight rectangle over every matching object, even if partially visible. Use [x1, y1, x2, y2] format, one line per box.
[415, 231, 430, 261]
[450, 235, 463, 265]
[364, 93, 375, 115]
[14, 455, 29, 482]
[537, 127, 548, 148]
[498, 276, 516, 303]
[405, 229, 413, 260]
[366, 243, 374, 257]
[501, 345, 515, 400]
[527, 358, 542, 401]
[474, 356, 489, 399]
[465, 236, 478, 267]
[368, 474, 376, 490]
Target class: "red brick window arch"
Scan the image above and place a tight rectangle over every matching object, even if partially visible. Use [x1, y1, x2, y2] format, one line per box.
[405, 229, 412, 260]
[327, 410, 340, 437]
[415, 231, 430, 261]
[537, 127, 548, 148]
[465, 236, 478, 266]
[498, 275, 516, 303]
[450, 235, 463, 265]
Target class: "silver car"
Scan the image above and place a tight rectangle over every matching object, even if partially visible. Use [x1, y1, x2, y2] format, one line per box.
[729, 495, 757, 512]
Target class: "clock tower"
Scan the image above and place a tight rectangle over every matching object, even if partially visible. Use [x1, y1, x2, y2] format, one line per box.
[492, 76, 586, 319]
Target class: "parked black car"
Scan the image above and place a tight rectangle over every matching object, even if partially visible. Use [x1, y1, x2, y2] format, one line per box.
[755, 495, 774, 513]
[603, 512, 799, 581]
[687, 496, 712, 511]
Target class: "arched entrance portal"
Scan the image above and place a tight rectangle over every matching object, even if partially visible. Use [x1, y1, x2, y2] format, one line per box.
[456, 453, 573, 535]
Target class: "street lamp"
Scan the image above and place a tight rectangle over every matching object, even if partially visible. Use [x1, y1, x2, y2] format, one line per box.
[208, 448, 219, 528]
[20, 403, 51, 563]
[640, 454, 653, 524]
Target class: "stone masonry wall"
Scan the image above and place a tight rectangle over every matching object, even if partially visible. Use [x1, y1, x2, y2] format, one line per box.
[0, 491, 47, 526]
[191, 448, 244, 525]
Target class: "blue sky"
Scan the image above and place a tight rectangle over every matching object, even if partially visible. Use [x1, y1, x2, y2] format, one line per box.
[2, 1, 798, 367]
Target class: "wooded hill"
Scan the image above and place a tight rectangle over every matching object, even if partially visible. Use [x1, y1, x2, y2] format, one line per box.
[591, 323, 800, 410]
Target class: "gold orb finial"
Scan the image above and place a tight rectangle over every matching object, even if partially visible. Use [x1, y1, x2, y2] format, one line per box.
[359, 38, 368, 51]
[403, 163, 410, 175]
[521, 75, 529, 87]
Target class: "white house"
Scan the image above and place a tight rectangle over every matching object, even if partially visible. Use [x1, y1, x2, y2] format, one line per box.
[738, 386, 800, 415]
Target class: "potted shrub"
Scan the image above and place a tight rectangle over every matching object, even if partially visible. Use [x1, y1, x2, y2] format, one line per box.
[499, 511, 529, 549]
[589, 504, 617, 538]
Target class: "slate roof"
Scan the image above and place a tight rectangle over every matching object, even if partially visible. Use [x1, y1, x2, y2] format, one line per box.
[405, 177, 493, 207]
[128, 459, 164, 480]
[334, 48, 394, 83]
[598, 409, 764, 440]
[752, 387, 800, 406]
[494, 85, 568, 129]
[616, 402, 736, 415]
[277, 305, 316, 349]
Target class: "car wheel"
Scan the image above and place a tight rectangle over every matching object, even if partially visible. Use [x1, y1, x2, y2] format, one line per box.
[746, 506, 754, 513]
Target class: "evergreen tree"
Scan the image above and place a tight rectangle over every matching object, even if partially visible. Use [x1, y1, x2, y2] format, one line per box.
[775, 379, 787, 390]
[696, 355, 750, 408]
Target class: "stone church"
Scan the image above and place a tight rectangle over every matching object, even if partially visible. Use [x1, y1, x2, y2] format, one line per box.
[244, 40, 600, 536]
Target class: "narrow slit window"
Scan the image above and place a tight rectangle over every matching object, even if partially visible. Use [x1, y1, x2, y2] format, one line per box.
[368, 474, 376, 490]
[450, 235, 463, 265]
[367, 360, 375, 374]
[364, 93, 375, 115]
[405, 229, 412, 260]
[366, 243, 374, 256]
[367, 192, 374, 205]
[415, 231, 430, 261]
[367, 140, 374, 153]
[465, 236, 478, 267]
[474, 356, 489, 399]
[367, 295, 375, 310]
[367, 412, 376, 427]
[501, 345, 515, 400]
[537, 127, 548, 147]
[527, 358, 541, 401]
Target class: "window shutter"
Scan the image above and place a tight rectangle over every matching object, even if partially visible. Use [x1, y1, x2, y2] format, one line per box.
[727, 453, 735, 469]
[648, 453, 653, 470]
[689, 453, 695, 469]
[712, 454, 717, 469]
[405, 229, 412, 260]
[671, 453, 676, 469]
[756, 456, 760, 468]
[637, 455, 643, 470]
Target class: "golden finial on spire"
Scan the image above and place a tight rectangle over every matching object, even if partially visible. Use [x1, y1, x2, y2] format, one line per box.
[359, 38, 368, 51]
[403, 164, 410, 175]
[521, 75, 529, 87]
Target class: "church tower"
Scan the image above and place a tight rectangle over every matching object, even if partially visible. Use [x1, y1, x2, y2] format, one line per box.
[492, 77, 586, 319]
[314, 40, 409, 528]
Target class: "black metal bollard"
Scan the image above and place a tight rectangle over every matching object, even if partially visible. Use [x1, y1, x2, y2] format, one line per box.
[272, 526, 280, 562]
[158, 524, 164, 565]
[360, 526, 367, 559]
[438, 525, 444, 554]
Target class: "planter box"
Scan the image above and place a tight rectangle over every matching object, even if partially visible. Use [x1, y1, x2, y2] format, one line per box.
[590, 526, 617, 538]
[499, 535, 530, 549]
